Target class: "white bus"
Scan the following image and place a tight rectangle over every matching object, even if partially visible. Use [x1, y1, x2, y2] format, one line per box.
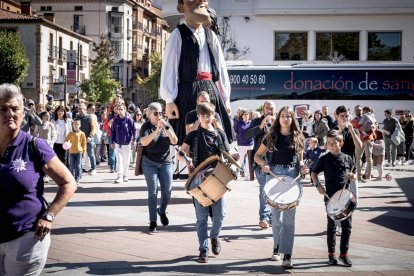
[228, 63, 414, 121]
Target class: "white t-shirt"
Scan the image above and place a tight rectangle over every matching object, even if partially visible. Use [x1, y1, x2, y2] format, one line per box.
[55, 119, 67, 144]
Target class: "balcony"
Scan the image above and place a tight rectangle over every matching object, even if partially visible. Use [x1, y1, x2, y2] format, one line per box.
[48, 45, 58, 59]
[72, 25, 86, 35]
[109, 26, 124, 38]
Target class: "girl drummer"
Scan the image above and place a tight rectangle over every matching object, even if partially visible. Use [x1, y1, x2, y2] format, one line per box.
[311, 130, 356, 267]
[254, 106, 307, 269]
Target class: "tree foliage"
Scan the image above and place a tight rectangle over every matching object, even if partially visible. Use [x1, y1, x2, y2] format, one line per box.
[81, 34, 120, 103]
[0, 31, 29, 84]
[137, 51, 162, 99]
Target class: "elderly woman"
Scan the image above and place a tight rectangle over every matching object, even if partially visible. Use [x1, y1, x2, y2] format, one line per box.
[140, 102, 178, 232]
[0, 84, 77, 275]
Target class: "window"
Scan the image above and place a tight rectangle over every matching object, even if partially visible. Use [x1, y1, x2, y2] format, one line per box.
[40, 6, 52, 11]
[73, 15, 85, 34]
[316, 32, 359, 61]
[74, 6, 83, 11]
[368, 32, 401, 61]
[274, 32, 307, 61]
[58, 37, 62, 60]
[112, 40, 123, 61]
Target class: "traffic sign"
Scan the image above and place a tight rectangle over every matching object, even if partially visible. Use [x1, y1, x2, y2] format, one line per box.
[67, 50, 77, 63]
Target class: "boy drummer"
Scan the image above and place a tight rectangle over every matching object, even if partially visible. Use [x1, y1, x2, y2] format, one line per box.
[179, 102, 230, 263]
[311, 130, 356, 267]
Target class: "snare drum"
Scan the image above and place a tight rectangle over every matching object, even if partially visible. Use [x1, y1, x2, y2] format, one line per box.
[185, 155, 237, 207]
[326, 189, 357, 221]
[263, 175, 303, 210]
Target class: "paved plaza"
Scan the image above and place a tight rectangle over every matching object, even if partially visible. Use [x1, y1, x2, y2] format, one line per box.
[41, 162, 414, 275]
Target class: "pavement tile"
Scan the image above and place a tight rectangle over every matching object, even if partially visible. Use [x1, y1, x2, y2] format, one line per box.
[41, 162, 414, 275]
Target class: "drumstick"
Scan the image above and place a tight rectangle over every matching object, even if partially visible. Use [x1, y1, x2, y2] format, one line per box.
[339, 165, 355, 200]
[267, 170, 287, 184]
[178, 150, 191, 165]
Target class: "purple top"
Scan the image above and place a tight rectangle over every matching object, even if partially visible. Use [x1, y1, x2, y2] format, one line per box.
[0, 130, 56, 243]
[234, 120, 254, 146]
[110, 115, 136, 145]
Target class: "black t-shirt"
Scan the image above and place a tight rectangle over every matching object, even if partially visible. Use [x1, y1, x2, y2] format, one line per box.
[140, 121, 173, 163]
[185, 110, 222, 126]
[184, 127, 230, 168]
[334, 127, 360, 159]
[262, 134, 298, 167]
[312, 152, 355, 199]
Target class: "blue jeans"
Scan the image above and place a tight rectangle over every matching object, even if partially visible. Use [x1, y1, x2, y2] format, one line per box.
[267, 165, 299, 255]
[69, 153, 82, 182]
[142, 156, 173, 222]
[255, 167, 271, 221]
[194, 197, 226, 252]
[86, 141, 96, 170]
[108, 136, 116, 171]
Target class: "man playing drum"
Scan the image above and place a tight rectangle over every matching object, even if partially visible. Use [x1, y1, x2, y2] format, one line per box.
[254, 106, 307, 269]
[311, 130, 357, 267]
[179, 102, 230, 263]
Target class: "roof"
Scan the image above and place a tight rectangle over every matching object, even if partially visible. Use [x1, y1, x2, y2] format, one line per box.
[0, 8, 92, 42]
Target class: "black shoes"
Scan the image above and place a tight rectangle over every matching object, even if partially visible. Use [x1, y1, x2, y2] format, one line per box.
[198, 251, 208, 263]
[211, 238, 221, 255]
[339, 254, 352, 267]
[148, 221, 157, 232]
[328, 254, 338, 265]
[157, 208, 169, 226]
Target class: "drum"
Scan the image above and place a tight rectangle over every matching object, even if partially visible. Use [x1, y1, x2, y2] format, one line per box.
[185, 155, 237, 207]
[263, 175, 303, 210]
[326, 189, 357, 221]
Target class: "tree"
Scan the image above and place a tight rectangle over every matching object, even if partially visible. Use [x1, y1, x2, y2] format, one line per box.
[81, 34, 120, 103]
[0, 31, 29, 84]
[136, 51, 162, 99]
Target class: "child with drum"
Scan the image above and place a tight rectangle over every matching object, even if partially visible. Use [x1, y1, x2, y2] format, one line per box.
[179, 102, 230, 263]
[254, 106, 307, 269]
[311, 130, 356, 267]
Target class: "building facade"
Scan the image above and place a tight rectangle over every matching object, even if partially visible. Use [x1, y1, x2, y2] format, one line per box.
[31, 0, 169, 107]
[162, 0, 414, 65]
[0, 0, 20, 13]
[0, 7, 91, 104]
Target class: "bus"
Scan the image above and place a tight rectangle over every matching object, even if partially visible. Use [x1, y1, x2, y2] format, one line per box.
[227, 64, 414, 121]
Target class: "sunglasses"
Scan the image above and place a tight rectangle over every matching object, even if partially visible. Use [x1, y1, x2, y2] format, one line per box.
[28, 103, 34, 106]
[152, 111, 163, 116]
[136, 113, 142, 115]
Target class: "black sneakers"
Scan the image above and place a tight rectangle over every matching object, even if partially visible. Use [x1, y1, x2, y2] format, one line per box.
[211, 238, 221, 255]
[282, 254, 293, 269]
[339, 254, 352, 267]
[198, 251, 208, 263]
[157, 208, 169, 226]
[328, 254, 338, 265]
[148, 221, 157, 232]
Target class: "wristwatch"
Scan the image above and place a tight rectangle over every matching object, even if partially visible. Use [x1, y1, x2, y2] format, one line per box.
[42, 212, 55, 222]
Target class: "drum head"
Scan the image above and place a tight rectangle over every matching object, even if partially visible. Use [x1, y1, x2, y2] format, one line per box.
[185, 156, 219, 192]
[326, 189, 353, 214]
[264, 176, 301, 204]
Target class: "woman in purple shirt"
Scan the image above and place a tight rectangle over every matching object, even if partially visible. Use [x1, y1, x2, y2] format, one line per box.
[234, 108, 254, 180]
[0, 84, 76, 275]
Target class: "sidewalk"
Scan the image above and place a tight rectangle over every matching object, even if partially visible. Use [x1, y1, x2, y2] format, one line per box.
[42, 162, 414, 275]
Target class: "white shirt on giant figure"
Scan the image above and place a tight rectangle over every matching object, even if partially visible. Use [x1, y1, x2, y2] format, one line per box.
[160, 22, 231, 104]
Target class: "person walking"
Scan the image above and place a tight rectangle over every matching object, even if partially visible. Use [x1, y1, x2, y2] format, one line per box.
[0, 83, 76, 276]
[140, 102, 178, 232]
[111, 104, 136, 183]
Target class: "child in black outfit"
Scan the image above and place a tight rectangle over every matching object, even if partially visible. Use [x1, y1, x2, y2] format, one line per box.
[311, 130, 356, 267]
[179, 102, 230, 264]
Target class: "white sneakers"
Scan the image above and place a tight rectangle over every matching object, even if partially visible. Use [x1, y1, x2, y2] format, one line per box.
[115, 177, 123, 183]
[271, 253, 282, 261]
[90, 170, 97, 175]
[282, 259, 293, 269]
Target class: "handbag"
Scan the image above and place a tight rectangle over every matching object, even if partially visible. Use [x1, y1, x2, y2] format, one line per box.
[134, 143, 144, 176]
